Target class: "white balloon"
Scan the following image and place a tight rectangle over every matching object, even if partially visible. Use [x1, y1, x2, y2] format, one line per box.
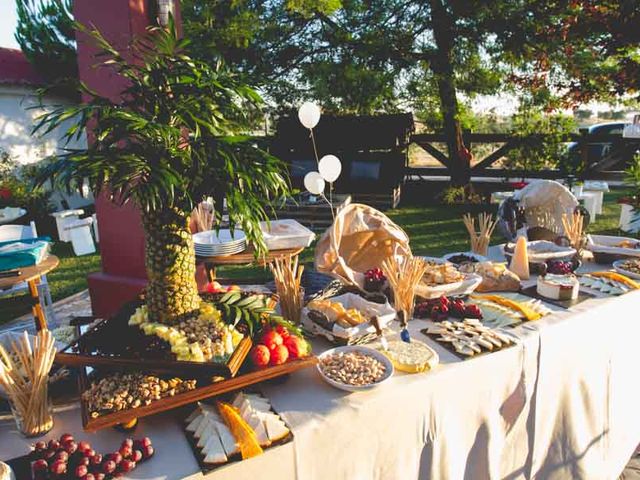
[304, 171, 325, 195]
[318, 155, 342, 182]
[298, 102, 321, 129]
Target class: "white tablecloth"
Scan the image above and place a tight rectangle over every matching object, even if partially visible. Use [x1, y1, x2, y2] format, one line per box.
[2, 248, 639, 480]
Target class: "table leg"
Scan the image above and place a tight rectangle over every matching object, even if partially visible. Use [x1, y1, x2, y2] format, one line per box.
[27, 276, 47, 331]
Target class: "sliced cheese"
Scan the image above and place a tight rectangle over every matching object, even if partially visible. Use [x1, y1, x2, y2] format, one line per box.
[217, 402, 264, 459]
[194, 414, 212, 439]
[263, 414, 290, 443]
[186, 413, 205, 433]
[202, 433, 227, 465]
[242, 410, 271, 447]
[185, 408, 200, 424]
[213, 420, 239, 457]
[197, 422, 215, 448]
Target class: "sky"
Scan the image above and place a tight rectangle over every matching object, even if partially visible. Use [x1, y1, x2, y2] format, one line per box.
[0, 1, 19, 49]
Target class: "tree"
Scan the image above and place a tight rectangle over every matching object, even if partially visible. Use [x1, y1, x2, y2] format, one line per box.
[34, 23, 291, 323]
[182, 1, 640, 185]
[14, 0, 77, 91]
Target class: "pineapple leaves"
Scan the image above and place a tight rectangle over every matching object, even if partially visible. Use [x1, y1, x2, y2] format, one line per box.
[33, 21, 291, 255]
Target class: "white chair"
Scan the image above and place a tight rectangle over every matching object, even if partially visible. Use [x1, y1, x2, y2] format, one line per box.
[0, 221, 55, 320]
[50, 209, 84, 242]
[65, 217, 96, 256]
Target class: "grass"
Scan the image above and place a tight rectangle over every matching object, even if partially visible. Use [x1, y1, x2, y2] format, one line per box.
[0, 188, 633, 325]
[0, 243, 101, 325]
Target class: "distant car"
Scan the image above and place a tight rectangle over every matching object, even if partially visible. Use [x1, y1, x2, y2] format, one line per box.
[566, 122, 638, 170]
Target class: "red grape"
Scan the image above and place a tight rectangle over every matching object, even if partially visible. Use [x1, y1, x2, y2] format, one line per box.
[93, 474, 105, 480]
[47, 439, 60, 451]
[34, 441, 47, 451]
[142, 445, 154, 459]
[139, 437, 152, 448]
[54, 450, 69, 462]
[102, 460, 116, 474]
[50, 459, 67, 475]
[76, 456, 90, 467]
[131, 450, 143, 463]
[78, 441, 92, 453]
[119, 445, 132, 459]
[119, 459, 136, 473]
[75, 464, 88, 478]
[59, 433, 74, 444]
[121, 438, 134, 449]
[90, 453, 103, 466]
[109, 452, 123, 464]
[82, 474, 96, 480]
[32, 459, 48, 473]
[43, 449, 57, 461]
[63, 440, 78, 454]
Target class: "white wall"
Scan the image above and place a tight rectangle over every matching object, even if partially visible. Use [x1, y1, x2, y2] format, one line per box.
[0, 84, 93, 209]
[0, 84, 86, 165]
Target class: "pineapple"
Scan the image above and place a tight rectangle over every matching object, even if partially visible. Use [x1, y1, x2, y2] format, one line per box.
[142, 209, 201, 324]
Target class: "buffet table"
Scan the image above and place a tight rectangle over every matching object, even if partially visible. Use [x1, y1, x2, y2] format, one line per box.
[2, 247, 639, 480]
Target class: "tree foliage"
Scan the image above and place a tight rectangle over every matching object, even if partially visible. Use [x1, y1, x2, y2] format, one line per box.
[33, 22, 291, 253]
[14, 0, 77, 90]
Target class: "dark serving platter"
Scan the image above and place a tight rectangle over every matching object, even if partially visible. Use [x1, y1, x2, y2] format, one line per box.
[55, 300, 251, 378]
[182, 395, 293, 474]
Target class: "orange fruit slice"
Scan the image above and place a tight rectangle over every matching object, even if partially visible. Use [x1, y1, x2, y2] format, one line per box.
[217, 401, 264, 459]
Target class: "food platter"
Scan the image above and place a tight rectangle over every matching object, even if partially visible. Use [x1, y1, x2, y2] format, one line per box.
[302, 292, 396, 344]
[55, 301, 252, 378]
[586, 234, 640, 262]
[415, 259, 482, 299]
[316, 346, 394, 392]
[502, 240, 576, 263]
[76, 355, 317, 431]
[613, 259, 640, 280]
[183, 392, 293, 474]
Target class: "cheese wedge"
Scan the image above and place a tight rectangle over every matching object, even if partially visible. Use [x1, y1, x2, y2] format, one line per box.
[202, 433, 227, 465]
[198, 421, 215, 448]
[213, 419, 239, 457]
[186, 413, 205, 433]
[263, 414, 290, 443]
[242, 410, 271, 447]
[194, 414, 212, 439]
[185, 408, 200, 423]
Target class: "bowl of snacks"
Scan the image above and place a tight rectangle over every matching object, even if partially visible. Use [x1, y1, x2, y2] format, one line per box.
[442, 252, 488, 265]
[317, 345, 393, 392]
[613, 258, 640, 280]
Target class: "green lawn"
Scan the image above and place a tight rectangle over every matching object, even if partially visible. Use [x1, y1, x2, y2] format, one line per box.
[0, 188, 633, 325]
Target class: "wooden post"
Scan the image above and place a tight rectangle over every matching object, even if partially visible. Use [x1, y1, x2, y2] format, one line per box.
[579, 127, 590, 178]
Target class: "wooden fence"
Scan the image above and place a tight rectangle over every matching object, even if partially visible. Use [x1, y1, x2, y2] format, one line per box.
[408, 129, 640, 182]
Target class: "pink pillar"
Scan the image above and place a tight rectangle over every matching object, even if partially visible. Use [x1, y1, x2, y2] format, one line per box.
[74, 0, 201, 319]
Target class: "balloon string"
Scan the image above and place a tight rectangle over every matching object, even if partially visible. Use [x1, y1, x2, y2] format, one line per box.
[320, 192, 335, 220]
[309, 129, 320, 166]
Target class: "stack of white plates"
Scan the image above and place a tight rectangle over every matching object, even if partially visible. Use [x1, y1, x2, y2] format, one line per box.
[193, 229, 246, 257]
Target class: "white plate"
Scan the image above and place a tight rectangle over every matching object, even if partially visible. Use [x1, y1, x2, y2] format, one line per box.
[316, 345, 394, 392]
[193, 229, 246, 245]
[613, 259, 640, 280]
[586, 234, 640, 258]
[503, 241, 575, 262]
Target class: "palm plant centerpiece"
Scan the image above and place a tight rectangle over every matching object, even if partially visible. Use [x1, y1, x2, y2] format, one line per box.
[35, 24, 290, 324]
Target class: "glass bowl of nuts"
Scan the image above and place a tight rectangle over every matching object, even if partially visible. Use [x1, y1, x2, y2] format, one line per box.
[316, 346, 394, 392]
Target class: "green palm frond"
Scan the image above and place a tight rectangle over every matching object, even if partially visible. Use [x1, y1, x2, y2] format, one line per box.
[34, 21, 291, 254]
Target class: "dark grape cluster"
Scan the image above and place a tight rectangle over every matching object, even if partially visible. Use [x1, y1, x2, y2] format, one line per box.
[30, 434, 154, 479]
[364, 268, 386, 292]
[415, 296, 483, 321]
[546, 260, 573, 275]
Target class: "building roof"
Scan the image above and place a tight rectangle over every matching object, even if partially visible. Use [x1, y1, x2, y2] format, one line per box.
[0, 48, 43, 87]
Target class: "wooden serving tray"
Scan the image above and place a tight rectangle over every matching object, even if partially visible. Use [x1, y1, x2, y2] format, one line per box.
[78, 357, 317, 432]
[55, 302, 251, 378]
